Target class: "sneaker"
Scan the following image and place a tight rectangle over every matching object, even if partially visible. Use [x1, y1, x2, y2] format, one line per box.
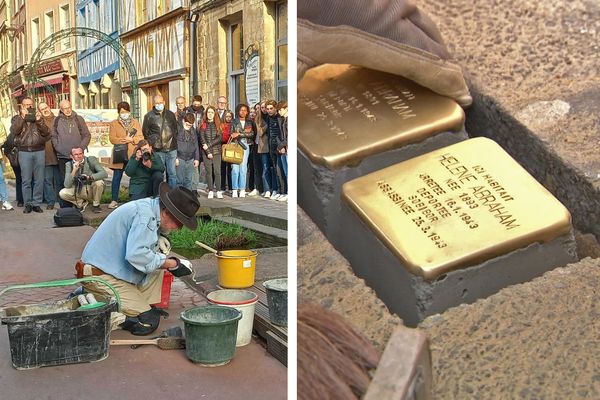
[2, 201, 14, 210]
[263, 191, 271, 198]
[240, 190, 246, 198]
[108, 201, 119, 209]
[46, 203, 54, 210]
[270, 192, 280, 200]
[216, 191, 223, 199]
[92, 205, 102, 213]
[32, 205, 43, 213]
[208, 191, 214, 199]
[248, 189, 259, 196]
[277, 194, 288, 202]
[232, 190, 238, 198]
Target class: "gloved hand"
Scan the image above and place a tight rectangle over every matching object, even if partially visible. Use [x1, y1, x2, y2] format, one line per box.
[298, 0, 471, 106]
[168, 257, 193, 278]
[158, 235, 171, 255]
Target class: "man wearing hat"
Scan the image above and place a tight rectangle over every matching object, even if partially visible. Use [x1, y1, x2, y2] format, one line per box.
[77, 183, 200, 335]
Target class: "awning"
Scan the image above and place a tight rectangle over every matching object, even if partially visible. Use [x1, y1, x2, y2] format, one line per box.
[100, 73, 112, 89]
[89, 81, 99, 94]
[78, 84, 87, 97]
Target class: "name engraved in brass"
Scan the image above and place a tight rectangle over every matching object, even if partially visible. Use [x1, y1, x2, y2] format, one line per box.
[342, 137, 572, 280]
[298, 64, 465, 170]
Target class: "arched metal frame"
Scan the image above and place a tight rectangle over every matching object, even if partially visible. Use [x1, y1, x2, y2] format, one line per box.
[26, 28, 140, 118]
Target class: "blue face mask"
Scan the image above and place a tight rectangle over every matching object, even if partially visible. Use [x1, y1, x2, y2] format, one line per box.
[120, 113, 130, 120]
[155, 104, 164, 112]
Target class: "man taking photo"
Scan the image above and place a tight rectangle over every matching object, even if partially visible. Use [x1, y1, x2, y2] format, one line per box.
[59, 147, 108, 213]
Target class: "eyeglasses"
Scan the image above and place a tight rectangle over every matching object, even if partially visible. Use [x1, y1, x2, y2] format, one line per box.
[218, 101, 227, 104]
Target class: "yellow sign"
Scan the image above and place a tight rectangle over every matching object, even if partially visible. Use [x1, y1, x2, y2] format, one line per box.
[298, 64, 464, 170]
[342, 137, 572, 280]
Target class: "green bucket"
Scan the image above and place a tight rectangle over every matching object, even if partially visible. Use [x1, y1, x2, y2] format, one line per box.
[181, 305, 242, 367]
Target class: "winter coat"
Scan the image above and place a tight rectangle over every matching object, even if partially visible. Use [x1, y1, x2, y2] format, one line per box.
[108, 117, 144, 170]
[64, 156, 108, 189]
[142, 108, 178, 152]
[51, 111, 91, 159]
[124, 151, 165, 198]
[230, 118, 256, 148]
[256, 117, 269, 154]
[199, 121, 222, 156]
[176, 124, 200, 161]
[42, 115, 58, 165]
[276, 116, 288, 152]
[10, 114, 51, 152]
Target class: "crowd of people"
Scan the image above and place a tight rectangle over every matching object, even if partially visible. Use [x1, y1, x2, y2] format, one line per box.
[0, 93, 288, 213]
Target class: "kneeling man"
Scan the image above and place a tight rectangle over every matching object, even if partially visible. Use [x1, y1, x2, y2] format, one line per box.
[59, 147, 107, 213]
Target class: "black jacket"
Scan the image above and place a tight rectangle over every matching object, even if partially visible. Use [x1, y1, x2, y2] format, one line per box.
[199, 121, 222, 156]
[10, 114, 50, 152]
[230, 118, 256, 149]
[276, 116, 287, 151]
[142, 108, 178, 152]
[176, 124, 200, 161]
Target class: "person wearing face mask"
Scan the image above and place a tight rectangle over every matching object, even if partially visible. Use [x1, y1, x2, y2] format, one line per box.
[10, 96, 51, 213]
[108, 102, 144, 209]
[185, 95, 205, 128]
[199, 106, 224, 199]
[175, 113, 200, 191]
[142, 94, 178, 188]
[174, 96, 187, 122]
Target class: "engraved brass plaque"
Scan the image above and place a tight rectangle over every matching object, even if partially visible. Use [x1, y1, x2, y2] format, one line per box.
[342, 137, 572, 280]
[298, 64, 465, 170]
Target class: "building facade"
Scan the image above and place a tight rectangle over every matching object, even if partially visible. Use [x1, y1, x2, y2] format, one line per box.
[25, 1, 77, 108]
[0, 0, 13, 117]
[6, 0, 26, 108]
[190, 0, 287, 109]
[76, 0, 121, 110]
[119, 0, 190, 115]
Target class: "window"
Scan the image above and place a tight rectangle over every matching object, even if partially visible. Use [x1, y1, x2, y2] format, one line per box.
[31, 18, 40, 53]
[276, 2, 287, 101]
[228, 22, 246, 107]
[60, 5, 71, 49]
[45, 11, 55, 51]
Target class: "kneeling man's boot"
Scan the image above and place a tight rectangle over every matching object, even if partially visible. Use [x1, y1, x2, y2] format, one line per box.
[119, 309, 161, 336]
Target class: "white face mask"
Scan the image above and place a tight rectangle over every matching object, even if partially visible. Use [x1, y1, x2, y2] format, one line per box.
[120, 113, 130, 120]
[155, 104, 165, 112]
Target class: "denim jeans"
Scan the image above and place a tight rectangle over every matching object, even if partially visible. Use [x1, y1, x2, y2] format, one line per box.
[43, 164, 61, 206]
[176, 158, 196, 191]
[111, 168, 124, 202]
[156, 150, 177, 188]
[0, 161, 9, 202]
[260, 153, 277, 193]
[231, 146, 250, 191]
[278, 154, 288, 194]
[19, 150, 45, 206]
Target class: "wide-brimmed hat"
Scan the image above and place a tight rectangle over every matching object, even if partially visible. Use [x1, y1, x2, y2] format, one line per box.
[159, 182, 200, 230]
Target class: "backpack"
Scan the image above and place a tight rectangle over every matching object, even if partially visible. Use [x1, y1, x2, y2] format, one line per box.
[54, 208, 84, 227]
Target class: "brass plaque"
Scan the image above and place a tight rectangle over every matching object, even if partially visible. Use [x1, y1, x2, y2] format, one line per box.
[342, 137, 572, 280]
[298, 64, 465, 170]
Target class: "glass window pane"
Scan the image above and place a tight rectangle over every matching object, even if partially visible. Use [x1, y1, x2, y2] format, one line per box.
[278, 44, 287, 81]
[277, 86, 287, 102]
[277, 3, 287, 40]
[231, 24, 243, 71]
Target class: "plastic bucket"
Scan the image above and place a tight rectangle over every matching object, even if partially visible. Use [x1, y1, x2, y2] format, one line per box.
[263, 278, 288, 326]
[181, 305, 242, 366]
[207, 290, 258, 347]
[215, 250, 257, 288]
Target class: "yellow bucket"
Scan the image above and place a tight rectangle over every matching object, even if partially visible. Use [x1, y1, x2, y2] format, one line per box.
[215, 250, 257, 288]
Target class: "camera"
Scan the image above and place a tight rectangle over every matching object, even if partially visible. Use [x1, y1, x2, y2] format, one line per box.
[24, 107, 36, 123]
[74, 173, 91, 193]
[142, 151, 152, 162]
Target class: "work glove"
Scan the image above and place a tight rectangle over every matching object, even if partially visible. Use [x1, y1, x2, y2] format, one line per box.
[298, 0, 472, 107]
[168, 257, 193, 278]
[158, 235, 171, 255]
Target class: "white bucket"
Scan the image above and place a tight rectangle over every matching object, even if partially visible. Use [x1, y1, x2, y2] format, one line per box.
[206, 289, 258, 347]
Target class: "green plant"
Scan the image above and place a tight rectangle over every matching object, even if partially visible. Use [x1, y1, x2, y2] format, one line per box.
[100, 186, 129, 204]
[168, 219, 257, 250]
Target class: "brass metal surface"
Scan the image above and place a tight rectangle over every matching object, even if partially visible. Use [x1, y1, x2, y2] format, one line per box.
[342, 137, 572, 280]
[298, 64, 465, 170]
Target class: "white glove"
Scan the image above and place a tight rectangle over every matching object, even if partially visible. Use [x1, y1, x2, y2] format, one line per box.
[158, 235, 171, 255]
[169, 258, 193, 277]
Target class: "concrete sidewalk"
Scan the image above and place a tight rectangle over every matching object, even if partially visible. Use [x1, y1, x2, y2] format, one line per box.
[0, 186, 287, 399]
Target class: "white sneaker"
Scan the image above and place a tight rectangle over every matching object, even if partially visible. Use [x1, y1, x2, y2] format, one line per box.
[248, 189, 259, 196]
[216, 191, 223, 199]
[232, 190, 238, 198]
[263, 191, 271, 198]
[270, 192, 280, 200]
[240, 190, 246, 198]
[108, 201, 119, 209]
[277, 195, 287, 202]
[2, 201, 14, 210]
[208, 191, 214, 199]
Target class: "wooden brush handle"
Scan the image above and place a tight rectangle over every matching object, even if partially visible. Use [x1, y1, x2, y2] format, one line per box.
[110, 339, 158, 345]
[195, 241, 218, 254]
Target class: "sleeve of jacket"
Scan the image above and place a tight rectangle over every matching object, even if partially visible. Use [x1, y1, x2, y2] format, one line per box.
[78, 116, 91, 149]
[89, 157, 108, 181]
[192, 129, 201, 161]
[36, 119, 50, 137]
[64, 161, 74, 188]
[241, 121, 257, 141]
[151, 153, 165, 172]
[10, 115, 24, 136]
[51, 118, 59, 149]
[199, 127, 207, 146]
[142, 113, 151, 139]
[124, 156, 139, 177]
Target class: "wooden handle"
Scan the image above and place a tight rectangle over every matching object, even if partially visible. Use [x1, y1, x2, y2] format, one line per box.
[110, 339, 158, 345]
[195, 240, 218, 254]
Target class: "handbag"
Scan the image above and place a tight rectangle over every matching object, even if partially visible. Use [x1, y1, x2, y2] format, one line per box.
[6, 147, 19, 167]
[111, 143, 129, 164]
[221, 137, 244, 164]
